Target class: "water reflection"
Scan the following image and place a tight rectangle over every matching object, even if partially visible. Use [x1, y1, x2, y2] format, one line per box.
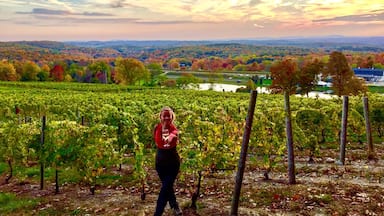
[192, 83, 334, 99]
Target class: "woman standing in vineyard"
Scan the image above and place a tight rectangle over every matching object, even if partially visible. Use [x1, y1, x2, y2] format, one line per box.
[153, 107, 182, 216]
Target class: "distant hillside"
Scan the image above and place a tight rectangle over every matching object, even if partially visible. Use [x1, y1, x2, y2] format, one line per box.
[66, 36, 384, 52]
[66, 40, 215, 48]
[0, 36, 383, 63]
[0, 41, 120, 61]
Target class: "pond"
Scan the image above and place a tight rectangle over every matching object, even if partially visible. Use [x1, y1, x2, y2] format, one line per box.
[195, 83, 246, 92]
[192, 83, 335, 99]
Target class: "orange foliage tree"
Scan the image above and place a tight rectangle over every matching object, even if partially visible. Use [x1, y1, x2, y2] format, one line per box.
[324, 51, 367, 96]
[0, 61, 17, 81]
[269, 59, 299, 94]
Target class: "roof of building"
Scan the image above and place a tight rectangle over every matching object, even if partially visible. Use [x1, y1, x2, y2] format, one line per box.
[353, 68, 384, 77]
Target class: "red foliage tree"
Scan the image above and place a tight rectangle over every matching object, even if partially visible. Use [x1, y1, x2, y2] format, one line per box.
[50, 65, 65, 81]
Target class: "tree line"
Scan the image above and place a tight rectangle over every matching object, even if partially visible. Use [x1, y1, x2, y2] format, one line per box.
[0, 48, 382, 94]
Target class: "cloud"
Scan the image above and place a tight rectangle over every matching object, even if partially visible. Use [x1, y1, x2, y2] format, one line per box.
[272, 4, 302, 15]
[32, 8, 70, 15]
[99, 1, 149, 11]
[47, 0, 73, 12]
[249, 0, 262, 7]
[135, 20, 214, 25]
[110, 0, 125, 8]
[22, 12, 215, 26]
[253, 23, 264, 28]
[31, 15, 137, 24]
[16, 8, 113, 17]
[82, 12, 113, 16]
[14, 8, 61, 15]
[314, 11, 384, 23]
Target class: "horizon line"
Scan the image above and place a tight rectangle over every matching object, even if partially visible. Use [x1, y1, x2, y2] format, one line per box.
[1, 35, 384, 43]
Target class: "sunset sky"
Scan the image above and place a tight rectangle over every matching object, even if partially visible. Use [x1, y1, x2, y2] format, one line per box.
[0, 0, 383, 41]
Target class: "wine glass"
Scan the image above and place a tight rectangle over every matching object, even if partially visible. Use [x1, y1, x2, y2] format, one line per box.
[162, 128, 170, 148]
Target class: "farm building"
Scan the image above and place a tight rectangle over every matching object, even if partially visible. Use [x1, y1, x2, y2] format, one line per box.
[353, 68, 384, 82]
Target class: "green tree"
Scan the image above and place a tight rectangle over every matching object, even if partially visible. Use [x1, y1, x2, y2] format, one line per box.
[232, 64, 247, 71]
[373, 63, 384, 69]
[0, 61, 17, 81]
[146, 62, 163, 79]
[176, 73, 202, 89]
[37, 64, 50, 81]
[68, 63, 85, 82]
[246, 79, 256, 90]
[114, 58, 150, 85]
[21, 61, 40, 81]
[145, 62, 163, 86]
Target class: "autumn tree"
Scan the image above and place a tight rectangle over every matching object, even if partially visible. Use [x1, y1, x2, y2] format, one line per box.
[12, 61, 23, 81]
[348, 76, 368, 95]
[206, 57, 224, 71]
[191, 59, 204, 71]
[50, 65, 65, 82]
[247, 62, 259, 71]
[0, 61, 17, 81]
[270, 59, 298, 184]
[222, 58, 234, 70]
[168, 58, 180, 70]
[87, 61, 110, 83]
[324, 51, 367, 96]
[114, 58, 150, 85]
[298, 58, 324, 96]
[270, 59, 299, 94]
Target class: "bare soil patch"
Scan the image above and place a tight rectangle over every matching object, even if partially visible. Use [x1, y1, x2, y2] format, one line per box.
[1, 143, 384, 215]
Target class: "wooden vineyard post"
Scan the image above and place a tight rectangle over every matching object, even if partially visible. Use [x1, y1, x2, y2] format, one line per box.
[231, 90, 257, 216]
[284, 90, 295, 184]
[40, 116, 46, 190]
[363, 96, 375, 160]
[55, 169, 59, 194]
[339, 96, 349, 165]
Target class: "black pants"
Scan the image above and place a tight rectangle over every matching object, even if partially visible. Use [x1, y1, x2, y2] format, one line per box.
[154, 148, 180, 216]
